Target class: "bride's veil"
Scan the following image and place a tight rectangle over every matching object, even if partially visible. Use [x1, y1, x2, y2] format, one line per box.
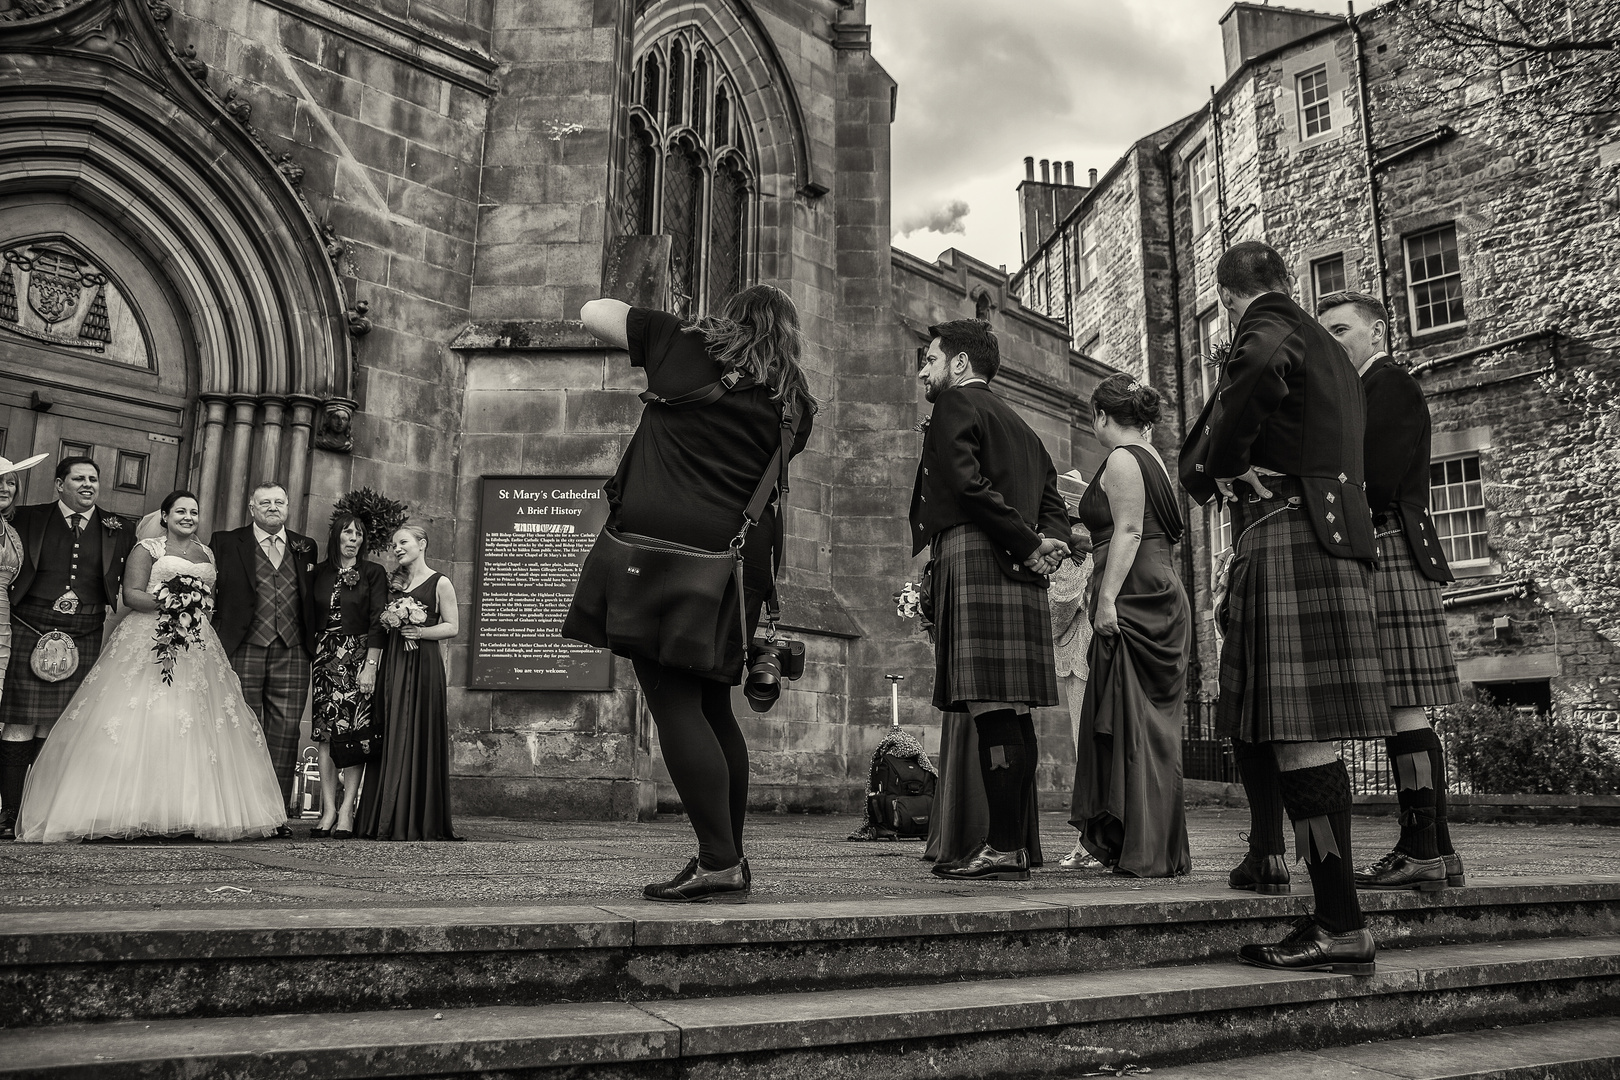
[135, 510, 164, 541]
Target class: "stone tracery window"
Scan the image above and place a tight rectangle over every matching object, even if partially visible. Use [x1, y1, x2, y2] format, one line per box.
[625, 31, 755, 318]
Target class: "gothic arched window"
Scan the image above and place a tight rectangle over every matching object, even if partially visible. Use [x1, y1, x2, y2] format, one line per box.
[619, 31, 756, 318]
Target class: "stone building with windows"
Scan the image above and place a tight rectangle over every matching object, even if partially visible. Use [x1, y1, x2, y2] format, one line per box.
[1012, 1, 1620, 727]
[1, 0, 1109, 817]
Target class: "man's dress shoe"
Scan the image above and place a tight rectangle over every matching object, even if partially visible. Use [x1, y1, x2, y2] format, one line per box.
[644, 858, 748, 903]
[935, 842, 1030, 882]
[1238, 918, 1376, 975]
[0, 808, 16, 841]
[1354, 850, 1447, 891]
[1443, 852, 1467, 887]
[1228, 852, 1290, 894]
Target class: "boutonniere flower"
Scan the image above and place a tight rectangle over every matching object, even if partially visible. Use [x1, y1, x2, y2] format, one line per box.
[914, 416, 931, 435]
[291, 537, 314, 555]
[102, 515, 124, 533]
[337, 567, 360, 589]
[1204, 339, 1233, 379]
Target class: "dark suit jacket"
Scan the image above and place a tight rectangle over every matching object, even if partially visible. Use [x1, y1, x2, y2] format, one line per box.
[310, 559, 390, 650]
[1362, 354, 1454, 583]
[909, 382, 1069, 585]
[1178, 292, 1376, 561]
[5, 503, 136, 609]
[210, 525, 318, 658]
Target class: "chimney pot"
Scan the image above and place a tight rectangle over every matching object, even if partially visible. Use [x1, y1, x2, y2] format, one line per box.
[1064, 161, 1075, 185]
[1024, 156, 1034, 181]
[1039, 159, 1050, 183]
[1088, 167, 1098, 186]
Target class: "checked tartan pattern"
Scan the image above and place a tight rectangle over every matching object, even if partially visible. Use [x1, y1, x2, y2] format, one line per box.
[1373, 529, 1461, 708]
[930, 524, 1058, 712]
[1, 599, 106, 733]
[1217, 478, 1389, 744]
[230, 640, 311, 802]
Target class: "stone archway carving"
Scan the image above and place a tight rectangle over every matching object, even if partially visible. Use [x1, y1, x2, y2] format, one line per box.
[0, 0, 354, 531]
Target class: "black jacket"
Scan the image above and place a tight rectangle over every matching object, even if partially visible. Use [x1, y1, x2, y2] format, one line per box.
[1179, 292, 1376, 561]
[1362, 354, 1454, 583]
[209, 526, 318, 658]
[5, 503, 136, 609]
[310, 559, 390, 649]
[909, 382, 1069, 584]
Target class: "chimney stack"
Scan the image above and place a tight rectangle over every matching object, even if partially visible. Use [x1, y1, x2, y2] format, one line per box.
[1040, 159, 1050, 183]
[1024, 156, 1035, 181]
[1088, 167, 1098, 187]
[1064, 161, 1074, 185]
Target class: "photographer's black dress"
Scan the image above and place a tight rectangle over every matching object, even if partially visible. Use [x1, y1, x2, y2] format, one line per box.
[608, 307, 814, 875]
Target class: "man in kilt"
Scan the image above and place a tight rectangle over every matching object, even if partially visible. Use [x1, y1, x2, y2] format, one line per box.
[911, 319, 1070, 882]
[1318, 291, 1464, 891]
[1180, 242, 1386, 973]
[1, 457, 135, 839]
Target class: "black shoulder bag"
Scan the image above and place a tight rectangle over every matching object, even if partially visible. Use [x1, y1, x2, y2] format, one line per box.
[562, 375, 798, 684]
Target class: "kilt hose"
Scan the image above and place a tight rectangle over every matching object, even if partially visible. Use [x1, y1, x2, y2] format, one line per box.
[1374, 528, 1461, 709]
[930, 524, 1058, 712]
[1, 599, 108, 735]
[231, 640, 311, 804]
[1216, 477, 1390, 744]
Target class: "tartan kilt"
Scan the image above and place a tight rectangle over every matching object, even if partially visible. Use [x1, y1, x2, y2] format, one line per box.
[1216, 479, 1390, 743]
[1, 599, 107, 730]
[930, 524, 1057, 711]
[1373, 529, 1461, 708]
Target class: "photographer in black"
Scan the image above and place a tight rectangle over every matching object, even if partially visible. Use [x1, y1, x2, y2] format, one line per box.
[573, 286, 816, 903]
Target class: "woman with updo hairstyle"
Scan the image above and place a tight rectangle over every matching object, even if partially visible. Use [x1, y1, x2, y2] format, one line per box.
[355, 523, 460, 841]
[1064, 373, 1192, 877]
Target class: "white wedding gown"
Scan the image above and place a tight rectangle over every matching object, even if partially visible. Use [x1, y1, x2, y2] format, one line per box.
[16, 538, 287, 842]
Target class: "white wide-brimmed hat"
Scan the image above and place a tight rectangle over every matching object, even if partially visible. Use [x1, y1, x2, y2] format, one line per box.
[0, 452, 48, 478]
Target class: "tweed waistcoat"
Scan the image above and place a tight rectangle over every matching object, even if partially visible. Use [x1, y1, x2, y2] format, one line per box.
[247, 538, 301, 648]
[26, 507, 105, 609]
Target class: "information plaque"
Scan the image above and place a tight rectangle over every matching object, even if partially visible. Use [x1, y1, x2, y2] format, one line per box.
[470, 477, 612, 690]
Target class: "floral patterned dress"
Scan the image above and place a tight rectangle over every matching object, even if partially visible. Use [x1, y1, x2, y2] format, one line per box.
[0, 519, 19, 703]
[311, 567, 373, 744]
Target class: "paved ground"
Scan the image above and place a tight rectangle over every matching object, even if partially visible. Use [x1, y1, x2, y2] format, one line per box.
[2, 808, 1616, 911]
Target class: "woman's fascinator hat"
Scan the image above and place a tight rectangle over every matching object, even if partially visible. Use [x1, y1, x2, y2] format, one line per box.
[0, 452, 48, 478]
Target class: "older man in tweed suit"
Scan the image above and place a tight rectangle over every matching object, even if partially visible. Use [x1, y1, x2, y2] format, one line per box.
[1318, 291, 1465, 893]
[212, 482, 316, 817]
[911, 319, 1070, 882]
[1181, 242, 1388, 974]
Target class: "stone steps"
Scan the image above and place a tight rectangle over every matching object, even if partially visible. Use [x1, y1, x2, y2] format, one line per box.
[5, 876, 1619, 1029]
[7, 936, 1619, 1079]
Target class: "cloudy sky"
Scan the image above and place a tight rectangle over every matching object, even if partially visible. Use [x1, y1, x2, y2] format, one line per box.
[869, 0, 1346, 273]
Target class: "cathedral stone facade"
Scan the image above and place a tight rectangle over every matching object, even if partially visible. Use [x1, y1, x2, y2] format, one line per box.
[1, 0, 1105, 817]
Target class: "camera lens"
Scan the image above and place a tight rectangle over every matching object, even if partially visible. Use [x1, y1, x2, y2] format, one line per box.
[744, 649, 782, 712]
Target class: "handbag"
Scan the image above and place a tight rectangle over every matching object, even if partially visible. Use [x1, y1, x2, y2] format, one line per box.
[563, 373, 798, 681]
[14, 615, 80, 683]
[329, 724, 381, 768]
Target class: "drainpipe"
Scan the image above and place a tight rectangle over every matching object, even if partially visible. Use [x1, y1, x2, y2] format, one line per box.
[1348, 5, 1392, 339]
[1209, 86, 1229, 247]
[1060, 219, 1073, 340]
[1160, 146, 1201, 699]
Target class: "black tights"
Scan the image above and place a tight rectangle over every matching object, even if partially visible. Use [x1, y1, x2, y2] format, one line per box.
[633, 657, 749, 871]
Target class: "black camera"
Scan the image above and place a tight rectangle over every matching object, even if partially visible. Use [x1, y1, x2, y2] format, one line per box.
[743, 635, 806, 713]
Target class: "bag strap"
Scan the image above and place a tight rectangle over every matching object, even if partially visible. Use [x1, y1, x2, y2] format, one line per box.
[638, 370, 754, 409]
[748, 402, 798, 635]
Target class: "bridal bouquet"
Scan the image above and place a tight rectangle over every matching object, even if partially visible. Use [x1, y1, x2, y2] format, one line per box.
[151, 574, 213, 685]
[379, 596, 429, 650]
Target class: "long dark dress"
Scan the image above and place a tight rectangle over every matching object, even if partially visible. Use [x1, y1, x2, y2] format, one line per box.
[1068, 444, 1191, 878]
[357, 573, 457, 841]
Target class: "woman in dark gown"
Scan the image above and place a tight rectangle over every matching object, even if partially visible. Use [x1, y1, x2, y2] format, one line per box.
[1068, 375, 1191, 878]
[357, 524, 460, 841]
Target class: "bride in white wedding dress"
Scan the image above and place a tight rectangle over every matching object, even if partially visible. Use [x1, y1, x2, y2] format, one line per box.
[16, 491, 287, 843]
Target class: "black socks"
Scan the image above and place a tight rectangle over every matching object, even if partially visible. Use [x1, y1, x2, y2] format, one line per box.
[0, 738, 37, 813]
[975, 710, 1034, 853]
[1277, 760, 1363, 934]
[1232, 739, 1286, 856]
[1387, 727, 1446, 859]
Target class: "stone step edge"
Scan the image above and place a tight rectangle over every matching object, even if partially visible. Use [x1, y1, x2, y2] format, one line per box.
[1147, 1014, 1620, 1080]
[8, 935, 1619, 1076]
[6, 875, 1618, 965]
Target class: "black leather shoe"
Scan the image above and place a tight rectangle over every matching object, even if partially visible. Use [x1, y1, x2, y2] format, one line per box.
[0, 808, 16, 841]
[331, 829, 353, 840]
[1238, 918, 1376, 975]
[740, 856, 751, 895]
[272, 825, 292, 839]
[644, 860, 748, 903]
[1355, 849, 1447, 891]
[308, 828, 331, 839]
[1443, 852, 1466, 887]
[1228, 852, 1290, 895]
[935, 842, 1030, 882]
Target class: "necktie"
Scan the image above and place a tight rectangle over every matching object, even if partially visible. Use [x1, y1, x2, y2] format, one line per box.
[265, 533, 283, 569]
[69, 513, 84, 536]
